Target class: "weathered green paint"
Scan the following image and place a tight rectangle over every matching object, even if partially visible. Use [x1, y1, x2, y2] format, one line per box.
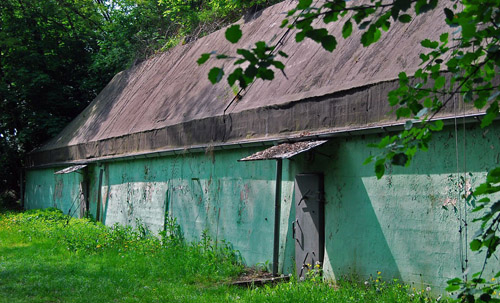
[90, 148, 278, 267]
[25, 167, 84, 216]
[282, 122, 500, 290]
[25, 122, 500, 290]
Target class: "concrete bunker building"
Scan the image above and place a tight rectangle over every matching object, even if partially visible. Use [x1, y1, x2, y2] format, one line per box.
[24, 1, 499, 290]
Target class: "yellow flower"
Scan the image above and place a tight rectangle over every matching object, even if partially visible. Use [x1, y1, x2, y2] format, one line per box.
[492, 277, 496, 281]
[377, 271, 381, 275]
[96, 244, 101, 248]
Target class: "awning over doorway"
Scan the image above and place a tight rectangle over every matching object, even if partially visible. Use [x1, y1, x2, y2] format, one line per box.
[238, 140, 328, 161]
[54, 164, 87, 175]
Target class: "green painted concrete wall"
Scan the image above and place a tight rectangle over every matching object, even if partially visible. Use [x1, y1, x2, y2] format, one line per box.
[82, 148, 279, 267]
[25, 167, 84, 216]
[24, 122, 500, 291]
[280, 122, 500, 290]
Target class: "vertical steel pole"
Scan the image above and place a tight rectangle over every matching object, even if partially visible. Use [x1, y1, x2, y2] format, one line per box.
[273, 158, 283, 276]
[96, 167, 104, 222]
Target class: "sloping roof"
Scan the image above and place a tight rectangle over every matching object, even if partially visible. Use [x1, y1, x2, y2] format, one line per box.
[28, 0, 477, 167]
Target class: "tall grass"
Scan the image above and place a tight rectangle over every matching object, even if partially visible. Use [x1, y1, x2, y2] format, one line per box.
[0, 209, 450, 302]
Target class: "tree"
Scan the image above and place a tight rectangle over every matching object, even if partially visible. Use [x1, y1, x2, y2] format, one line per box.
[0, 0, 175, 207]
[0, 0, 104, 205]
[200, 0, 500, 301]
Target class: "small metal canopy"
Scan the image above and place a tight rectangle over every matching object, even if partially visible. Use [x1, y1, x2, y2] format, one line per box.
[239, 140, 328, 161]
[54, 164, 87, 175]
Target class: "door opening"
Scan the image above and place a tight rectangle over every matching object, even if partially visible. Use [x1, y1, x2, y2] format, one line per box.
[293, 173, 324, 278]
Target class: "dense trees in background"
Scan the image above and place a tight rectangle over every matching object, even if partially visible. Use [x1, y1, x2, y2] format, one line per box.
[0, 0, 279, 207]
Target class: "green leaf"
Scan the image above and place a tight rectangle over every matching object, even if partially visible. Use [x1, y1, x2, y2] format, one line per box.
[236, 49, 257, 64]
[445, 284, 460, 292]
[481, 101, 499, 128]
[444, 8, 454, 22]
[295, 31, 306, 42]
[434, 76, 446, 90]
[396, 107, 411, 118]
[258, 68, 274, 80]
[398, 14, 412, 23]
[321, 35, 337, 52]
[306, 28, 328, 43]
[487, 167, 500, 183]
[272, 61, 285, 70]
[197, 53, 211, 65]
[363, 155, 374, 165]
[398, 72, 409, 84]
[342, 20, 353, 38]
[404, 120, 413, 130]
[227, 68, 243, 86]
[421, 39, 438, 49]
[429, 120, 444, 131]
[323, 11, 338, 24]
[392, 153, 408, 166]
[470, 239, 482, 251]
[375, 161, 385, 179]
[225, 25, 242, 44]
[447, 278, 462, 284]
[281, 19, 289, 28]
[361, 25, 381, 47]
[278, 51, 289, 58]
[244, 65, 258, 79]
[440, 33, 449, 43]
[491, 201, 500, 213]
[297, 0, 312, 10]
[208, 67, 224, 84]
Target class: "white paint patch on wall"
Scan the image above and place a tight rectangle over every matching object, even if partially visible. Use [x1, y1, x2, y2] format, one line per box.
[103, 181, 168, 234]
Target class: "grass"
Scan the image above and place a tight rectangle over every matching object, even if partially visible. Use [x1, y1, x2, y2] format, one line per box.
[0, 209, 450, 302]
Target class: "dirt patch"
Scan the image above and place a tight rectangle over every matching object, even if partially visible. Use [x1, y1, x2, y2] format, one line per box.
[231, 268, 289, 287]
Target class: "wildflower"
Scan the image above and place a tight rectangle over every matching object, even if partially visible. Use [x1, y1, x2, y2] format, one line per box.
[426, 286, 431, 292]
[492, 277, 496, 282]
[376, 279, 379, 283]
[364, 281, 369, 286]
[96, 244, 101, 248]
[377, 271, 381, 275]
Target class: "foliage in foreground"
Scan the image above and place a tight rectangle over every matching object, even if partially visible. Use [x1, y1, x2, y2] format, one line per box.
[0, 208, 451, 303]
[0, 0, 281, 204]
[202, 0, 500, 301]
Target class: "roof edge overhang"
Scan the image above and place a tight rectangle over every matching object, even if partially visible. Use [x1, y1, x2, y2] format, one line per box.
[26, 112, 486, 170]
[28, 75, 487, 168]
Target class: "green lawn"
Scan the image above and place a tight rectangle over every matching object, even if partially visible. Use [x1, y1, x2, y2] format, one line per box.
[0, 209, 447, 302]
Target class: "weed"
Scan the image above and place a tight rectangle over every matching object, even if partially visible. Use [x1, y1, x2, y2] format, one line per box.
[0, 209, 452, 303]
